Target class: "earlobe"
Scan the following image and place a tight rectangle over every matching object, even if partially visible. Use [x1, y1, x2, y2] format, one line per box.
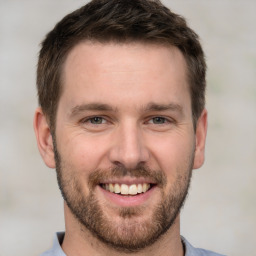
[33, 108, 56, 168]
[193, 109, 208, 169]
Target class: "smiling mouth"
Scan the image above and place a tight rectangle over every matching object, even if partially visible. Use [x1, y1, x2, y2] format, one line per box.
[100, 183, 154, 196]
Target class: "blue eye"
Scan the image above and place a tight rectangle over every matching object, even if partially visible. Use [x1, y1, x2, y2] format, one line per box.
[89, 117, 105, 124]
[151, 117, 166, 124]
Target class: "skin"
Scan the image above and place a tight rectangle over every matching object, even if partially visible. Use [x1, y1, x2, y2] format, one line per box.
[34, 42, 207, 256]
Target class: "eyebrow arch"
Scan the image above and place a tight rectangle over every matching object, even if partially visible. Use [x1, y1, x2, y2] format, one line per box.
[70, 103, 117, 116]
[144, 102, 183, 114]
[70, 102, 183, 117]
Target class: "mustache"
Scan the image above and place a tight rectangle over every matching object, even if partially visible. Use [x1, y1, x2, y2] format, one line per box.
[88, 164, 167, 189]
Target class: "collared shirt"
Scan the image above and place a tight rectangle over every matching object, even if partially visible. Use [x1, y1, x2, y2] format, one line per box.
[40, 232, 225, 256]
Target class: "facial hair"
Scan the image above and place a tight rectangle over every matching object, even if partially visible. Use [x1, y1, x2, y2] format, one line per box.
[53, 137, 194, 253]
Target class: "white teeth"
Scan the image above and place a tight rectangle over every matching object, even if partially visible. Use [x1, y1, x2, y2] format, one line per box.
[109, 183, 114, 192]
[102, 183, 151, 195]
[142, 183, 147, 193]
[128, 184, 137, 195]
[137, 184, 142, 193]
[120, 184, 129, 195]
[142, 183, 150, 193]
[114, 184, 121, 194]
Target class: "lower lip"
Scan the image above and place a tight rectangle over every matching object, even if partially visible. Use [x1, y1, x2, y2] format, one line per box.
[98, 185, 157, 207]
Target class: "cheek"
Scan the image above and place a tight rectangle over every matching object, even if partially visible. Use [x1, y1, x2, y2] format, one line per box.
[59, 133, 110, 172]
[147, 133, 195, 179]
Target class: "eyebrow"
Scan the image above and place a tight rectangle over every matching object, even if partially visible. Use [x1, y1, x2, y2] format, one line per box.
[143, 102, 183, 114]
[70, 103, 117, 116]
[70, 102, 184, 117]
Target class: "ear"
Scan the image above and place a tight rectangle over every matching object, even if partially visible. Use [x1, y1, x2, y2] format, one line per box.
[33, 107, 56, 168]
[193, 109, 208, 169]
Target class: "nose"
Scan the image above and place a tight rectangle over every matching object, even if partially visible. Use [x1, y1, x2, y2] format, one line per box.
[108, 121, 150, 169]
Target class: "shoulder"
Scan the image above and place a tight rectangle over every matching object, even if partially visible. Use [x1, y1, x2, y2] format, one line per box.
[40, 232, 66, 256]
[190, 248, 226, 256]
[182, 237, 226, 256]
[40, 251, 54, 256]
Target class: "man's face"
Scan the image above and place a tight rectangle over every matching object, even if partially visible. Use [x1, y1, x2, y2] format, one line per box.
[52, 42, 202, 251]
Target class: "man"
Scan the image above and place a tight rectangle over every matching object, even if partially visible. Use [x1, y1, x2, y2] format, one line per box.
[34, 0, 225, 255]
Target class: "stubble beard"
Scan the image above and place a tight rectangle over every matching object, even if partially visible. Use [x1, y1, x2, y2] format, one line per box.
[53, 139, 194, 253]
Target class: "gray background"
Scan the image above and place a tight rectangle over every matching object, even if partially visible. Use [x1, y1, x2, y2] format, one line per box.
[0, 0, 255, 255]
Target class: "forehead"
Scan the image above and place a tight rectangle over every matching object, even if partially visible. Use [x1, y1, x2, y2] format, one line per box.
[63, 41, 188, 77]
[60, 42, 190, 113]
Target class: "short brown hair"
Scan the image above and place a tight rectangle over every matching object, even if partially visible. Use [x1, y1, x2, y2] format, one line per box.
[37, 0, 206, 130]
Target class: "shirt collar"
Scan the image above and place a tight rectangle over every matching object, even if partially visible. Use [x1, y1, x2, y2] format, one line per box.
[45, 232, 223, 256]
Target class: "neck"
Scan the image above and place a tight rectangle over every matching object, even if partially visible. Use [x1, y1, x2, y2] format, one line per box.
[62, 204, 184, 256]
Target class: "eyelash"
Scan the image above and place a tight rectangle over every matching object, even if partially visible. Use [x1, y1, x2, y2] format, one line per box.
[147, 116, 170, 125]
[81, 116, 108, 125]
[81, 116, 174, 126]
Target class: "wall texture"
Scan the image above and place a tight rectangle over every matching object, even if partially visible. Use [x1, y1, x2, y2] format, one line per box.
[0, 0, 255, 255]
